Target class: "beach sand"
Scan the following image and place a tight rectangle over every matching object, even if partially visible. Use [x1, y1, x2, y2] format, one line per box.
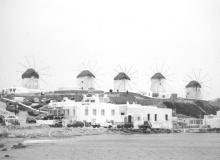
[1, 133, 220, 160]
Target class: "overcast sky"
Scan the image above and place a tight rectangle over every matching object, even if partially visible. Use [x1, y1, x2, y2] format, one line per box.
[0, 0, 220, 99]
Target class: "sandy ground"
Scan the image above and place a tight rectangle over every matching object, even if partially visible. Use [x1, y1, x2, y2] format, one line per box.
[1, 133, 220, 160]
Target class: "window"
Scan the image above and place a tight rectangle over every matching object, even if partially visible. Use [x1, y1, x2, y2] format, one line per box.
[111, 109, 115, 116]
[85, 109, 89, 116]
[165, 114, 168, 121]
[66, 109, 69, 116]
[73, 109, 76, 116]
[121, 112, 125, 115]
[101, 109, 105, 116]
[91, 100, 95, 103]
[137, 116, 141, 121]
[155, 114, 157, 121]
[93, 109, 97, 116]
[147, 114, 150, 121]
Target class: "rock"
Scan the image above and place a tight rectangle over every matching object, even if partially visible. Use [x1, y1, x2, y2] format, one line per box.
[2, 148, 7, 151]
[4, 155, 10, 157]
[0, 143, 4, 148]
[8, 134, 16, 138]
[12, 143, 26, 149]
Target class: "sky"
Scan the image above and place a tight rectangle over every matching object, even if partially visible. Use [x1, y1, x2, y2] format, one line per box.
[0, 0, 220, 100]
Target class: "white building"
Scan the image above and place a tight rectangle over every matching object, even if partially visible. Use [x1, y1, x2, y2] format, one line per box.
[114, 72, 130, 92]
[22, 68, 39, 89]
[48, 94, 173, 129]
[76, 70, 95, 90]
[124, 104, 173, 129]
[185, 80, 202, 100]
[203, 111, 220, 129]
[48, 95, 125, 125]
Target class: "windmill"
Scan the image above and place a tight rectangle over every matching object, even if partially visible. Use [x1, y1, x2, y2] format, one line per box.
[146, 63, 174, 99]
[75, 60, 103, 91]
[17, 56, 51, 90]
[113, 64, 137, 92]
[184, 69, 211, 100]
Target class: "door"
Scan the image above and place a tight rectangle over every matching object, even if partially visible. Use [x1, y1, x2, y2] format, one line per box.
[128, 115, 132, 123]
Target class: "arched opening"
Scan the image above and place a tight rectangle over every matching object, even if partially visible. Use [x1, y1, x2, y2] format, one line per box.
[128, 115, 132, 123]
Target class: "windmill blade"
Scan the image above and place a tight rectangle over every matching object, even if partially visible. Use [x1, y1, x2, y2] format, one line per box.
[165, 72, 175, 79]
[200, 73, 209, 81]
[160, 63, 165, 74]
[129, 70, 138, 77]
[25, 56, 31, 68]
[118, 64, 124, 72]
[155, 63, 159, 73]
[197, 69, 202, 81]
[192, 69, 199, 81]
[202, 84, 212, 90]
[127, 65, 133, 75]
[32, 55, 36, 69]
[149, 67, 156, 74]
[16, 70, 23, 74]
[18, 62, 29, 69]
[38, 66, 50, 72]
[186, 74, 194, 81]
[200, 79, 211, 85]
[129, 75, 138, 79]
[40, 78, 48, 86]
[129, 80, 137, 86]
[114, 68, 120, 74]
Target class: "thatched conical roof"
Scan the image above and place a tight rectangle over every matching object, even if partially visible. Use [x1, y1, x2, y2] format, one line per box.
[114, 72, 130, 80]
[77, 70, 95, 78]
[185, 80, 201, 88]
[151, 72, 165, 80]
[22, 68, 39, 79]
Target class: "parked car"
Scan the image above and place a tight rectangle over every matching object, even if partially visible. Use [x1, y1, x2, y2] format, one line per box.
[117, 122, 133, 129]
[4, 115, 20, 126]
[138, 121, 152, 129]
[123, 122, 134, 129]
[101, 122, 113, 128]
[26, 116, 37, 123]
[67, 121, 84, 128]
[91, 123, 100, 128]
[49, 120, 63, 128]
[84, 121, 92, 127]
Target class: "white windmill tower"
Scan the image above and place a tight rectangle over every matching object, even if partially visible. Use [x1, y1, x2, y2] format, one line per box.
[22, 68, 39, 89]
[150, 72, 166, 94]
[75, 60, 104, 91]
[114, 72, 131, 92]
[18, 56, 50, 90]
[184, 69, 211, 100]
[146, 64, 174, 99]
[76, 70, 96, 90]
[113, 65, 137, 92]
[185, 80, 202, 99]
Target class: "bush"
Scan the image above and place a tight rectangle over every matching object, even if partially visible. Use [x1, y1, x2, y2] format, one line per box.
[6, 105, 19, 114]
[26, 117, 36, 123]
[67, 121, 84, 128]
[123, 123, 134, 129]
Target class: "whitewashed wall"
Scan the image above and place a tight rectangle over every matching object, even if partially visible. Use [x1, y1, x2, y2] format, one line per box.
[22, 77, 39, 89]
[114, 80, 129, 92]
[77, 77, 95, 90]
[126, 104, 173, 129]
[185, 87, 202, 99]
[150, 79, 166, 93]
